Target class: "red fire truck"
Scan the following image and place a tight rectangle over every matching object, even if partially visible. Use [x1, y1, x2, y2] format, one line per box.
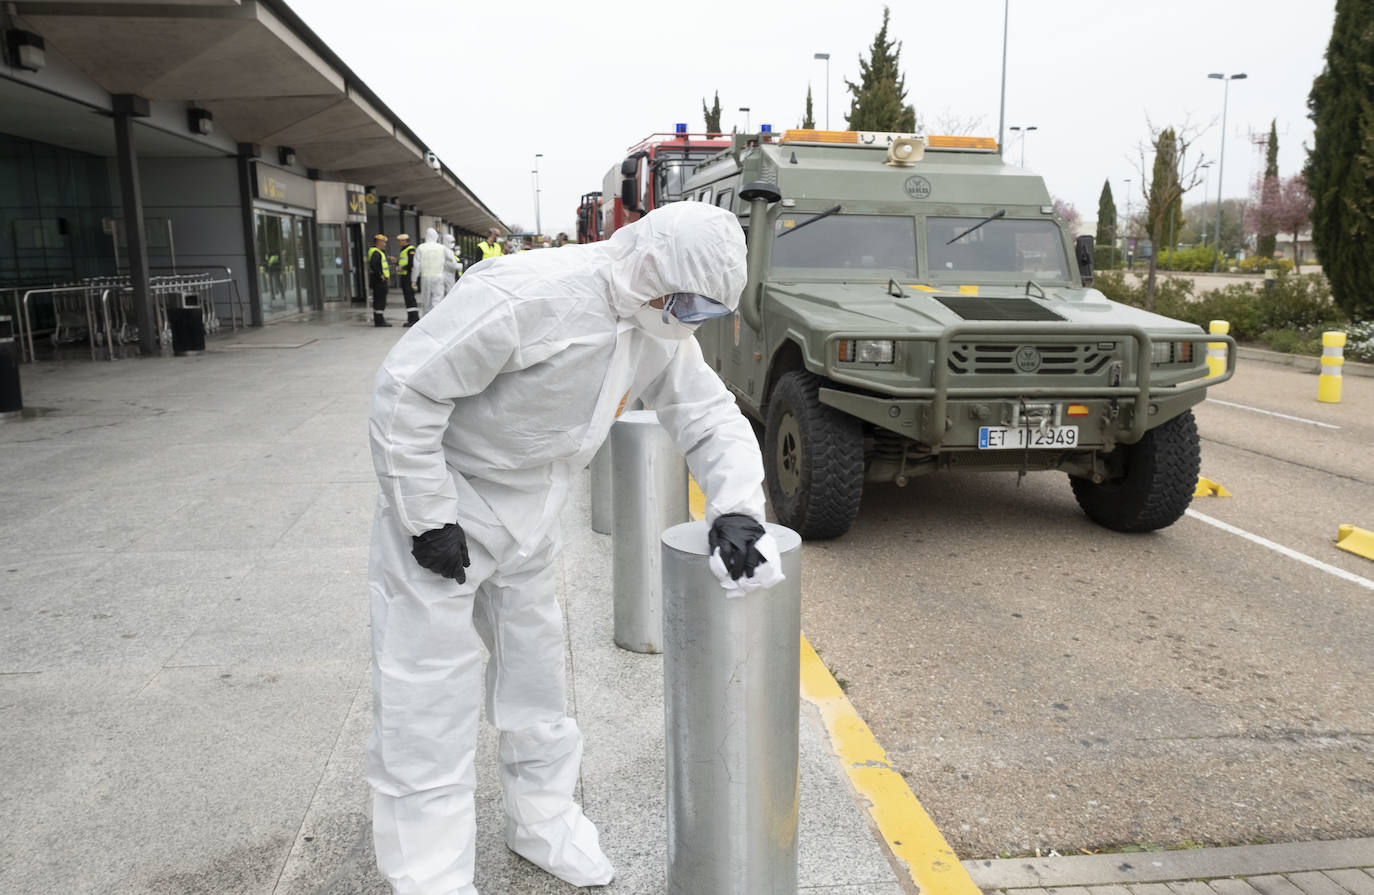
[575, 191, 603, 244]
[597, 126, 733, 238]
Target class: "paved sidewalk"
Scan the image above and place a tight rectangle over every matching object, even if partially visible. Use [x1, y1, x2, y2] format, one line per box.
[0, 310, 902, 894]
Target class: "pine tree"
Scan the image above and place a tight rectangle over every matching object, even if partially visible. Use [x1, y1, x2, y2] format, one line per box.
[1096, 179, 1117, 249]
[1256, 119, 1280, 257]
[802, 86, 816, 130]
[844, 7, 917, 132]
[1304, 0, 1374, 320]
[702, 91, 722, 134]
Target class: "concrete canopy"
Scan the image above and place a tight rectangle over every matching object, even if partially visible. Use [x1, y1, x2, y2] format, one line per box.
[16, 0, 506, 234]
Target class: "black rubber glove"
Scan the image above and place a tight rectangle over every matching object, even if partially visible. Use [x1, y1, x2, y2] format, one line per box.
[708, 513, 767, 581]
[411, 522, 471, 582]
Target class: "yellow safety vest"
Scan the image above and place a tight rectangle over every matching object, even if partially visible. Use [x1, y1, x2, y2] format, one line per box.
[369, 246, 390, 278]
[478, 240, 503, 260]
[398, 244, 415, 273]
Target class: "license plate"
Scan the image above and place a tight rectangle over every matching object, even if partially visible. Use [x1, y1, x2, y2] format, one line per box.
[978, 425, 1079, 450]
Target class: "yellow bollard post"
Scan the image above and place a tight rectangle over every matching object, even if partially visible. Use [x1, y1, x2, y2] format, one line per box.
[1318, 331, 1345, 403]
[1206, 320, 1229, 378]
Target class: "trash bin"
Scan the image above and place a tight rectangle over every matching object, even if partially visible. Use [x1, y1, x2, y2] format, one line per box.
[168, 293, 206, 356]
[0, 315, 21, 418]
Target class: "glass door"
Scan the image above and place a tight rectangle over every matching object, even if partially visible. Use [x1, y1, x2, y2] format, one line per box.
[255, 211, 290, 316]
[318, 223, 344, 301]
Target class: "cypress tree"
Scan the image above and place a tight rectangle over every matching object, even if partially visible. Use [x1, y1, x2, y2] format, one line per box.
[702, 91, 722, 134]
[1096, 179, 1117, 247]
[844, 7, 917, 132]
[802, 86, 816, 130]
[1256, 119, 1280, 257]
[1304, 0, 1374, 320]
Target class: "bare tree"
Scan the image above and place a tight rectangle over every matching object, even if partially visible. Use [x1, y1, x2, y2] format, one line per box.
[1132, 119, 1210, 309]
[1053, 198, 1081, 236]
[930, 107, 986, 136]
[1273, 176, 1315, 272]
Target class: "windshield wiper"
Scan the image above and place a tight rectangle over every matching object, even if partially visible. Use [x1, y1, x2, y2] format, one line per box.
[946, 209, 1006, 245]
[776, 204, 843, 239]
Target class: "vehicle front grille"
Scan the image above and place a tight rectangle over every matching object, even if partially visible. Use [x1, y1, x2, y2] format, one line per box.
[947, 343, 1116, 376]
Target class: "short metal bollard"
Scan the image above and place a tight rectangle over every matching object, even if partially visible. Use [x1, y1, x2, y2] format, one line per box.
[611, 410, 688, 653]
[0, 315, 21, 418]
[590, 439, 613, 534]
[662, 520, 803, 895]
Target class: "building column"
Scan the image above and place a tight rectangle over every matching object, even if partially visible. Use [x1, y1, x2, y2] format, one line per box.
[235, 144, 264, 326]
[112, 94, 155, 356]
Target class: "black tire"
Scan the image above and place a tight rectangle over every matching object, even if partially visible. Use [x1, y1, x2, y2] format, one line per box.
[763, 370, 865, 539]
[1070, 409, 1201, 533]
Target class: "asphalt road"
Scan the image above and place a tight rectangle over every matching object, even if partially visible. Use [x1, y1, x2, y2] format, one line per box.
[796, 359, 1373, 860]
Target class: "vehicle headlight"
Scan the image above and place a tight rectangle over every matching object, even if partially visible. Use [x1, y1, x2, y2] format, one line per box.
[1150, 341, 1197, 365]
[1151, 341, 1171, 364]
[838, 339, 895, 364]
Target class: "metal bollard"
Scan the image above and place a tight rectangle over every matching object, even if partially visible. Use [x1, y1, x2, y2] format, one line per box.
[590, 439, 613, 534]
[610, 410, 688, 653]
[0, 315, 21, 418]
[1318, 331, 1345, 404]
[662, 520, 803, 895]
[1206, 320, 1229, 379]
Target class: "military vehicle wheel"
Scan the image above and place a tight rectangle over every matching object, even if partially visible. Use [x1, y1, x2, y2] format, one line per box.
[764, 371, 864, 539]
[1070, 409, 1200, 533]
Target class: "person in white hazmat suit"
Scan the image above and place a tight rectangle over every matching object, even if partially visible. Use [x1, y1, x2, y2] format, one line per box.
[367, 201, 782, 895]
[413, 228, 448, 316]
[442, 232, 462, 291]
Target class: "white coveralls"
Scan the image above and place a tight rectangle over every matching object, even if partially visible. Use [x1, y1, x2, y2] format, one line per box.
[414, 228, 449, 316]
[442, 233, 462, 292]
[367, 202, 765, 895]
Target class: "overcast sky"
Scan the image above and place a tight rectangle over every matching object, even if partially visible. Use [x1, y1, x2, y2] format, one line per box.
[288, 0, 1335, 235]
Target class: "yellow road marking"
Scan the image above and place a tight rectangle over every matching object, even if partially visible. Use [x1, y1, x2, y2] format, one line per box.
[1194, 476, 1233, 498]
[688, 478, 979, 895]
[1337, 525, 1374, 561]
[958, 284, 979, 295]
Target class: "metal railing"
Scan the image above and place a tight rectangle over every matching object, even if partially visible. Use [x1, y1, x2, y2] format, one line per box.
[8, 272, 247, 363]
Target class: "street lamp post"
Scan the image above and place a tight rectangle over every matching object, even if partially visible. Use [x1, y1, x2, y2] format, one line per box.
[998, 0, 1009, 154]
[1008, 125, 1037, 167]
[1208, 72, 1247, 272]
[813, 52, 830, 129]
[1199, 162, 1213, 247]
[739, 107, 750, 134]
[533, 152, 543, 240]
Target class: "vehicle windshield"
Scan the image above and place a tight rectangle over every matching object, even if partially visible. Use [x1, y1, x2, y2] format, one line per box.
[771, 213, 917, 276]
[925, 217, 1070, 280]
[656, 160, 695, 202]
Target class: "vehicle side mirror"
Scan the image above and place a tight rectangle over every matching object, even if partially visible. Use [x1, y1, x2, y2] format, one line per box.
[1075, 235, 1094, 287]
[621, 177, 639, 212]
[620, 156, 638, 177]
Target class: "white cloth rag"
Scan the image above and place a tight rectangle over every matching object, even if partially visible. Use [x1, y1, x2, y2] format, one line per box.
[708, 531, 785, 598]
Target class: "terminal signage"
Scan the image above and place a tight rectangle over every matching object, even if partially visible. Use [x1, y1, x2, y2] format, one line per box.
[347, 188, 367, 217]
[254, 163, 316, 210]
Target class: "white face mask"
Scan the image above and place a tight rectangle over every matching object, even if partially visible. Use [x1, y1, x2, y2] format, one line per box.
[632, 304, 700, 340]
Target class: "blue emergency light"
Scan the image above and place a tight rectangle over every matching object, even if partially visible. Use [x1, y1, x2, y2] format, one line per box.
[675, 123, 688, 134]
[760, 124, 772, 133]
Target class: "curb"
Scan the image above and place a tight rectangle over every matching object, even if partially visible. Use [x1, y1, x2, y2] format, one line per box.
[963, 837, 1374, 890]
[1237, 346, 1374, 379]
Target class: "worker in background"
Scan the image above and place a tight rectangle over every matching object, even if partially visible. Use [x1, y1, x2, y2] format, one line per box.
[554, 233, 569, 247]
[396, 234, 419, 327]
[368, 234, 392, 327]
[442, 232, 462, 291]
[476, 227, 503, 263]
[414, 227, 447, 316]
[366, 202, 781, 895]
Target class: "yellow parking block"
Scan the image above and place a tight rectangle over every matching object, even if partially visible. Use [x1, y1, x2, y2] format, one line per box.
[1336, 525, 1374, 561]
[1194, 476, 1233, 498]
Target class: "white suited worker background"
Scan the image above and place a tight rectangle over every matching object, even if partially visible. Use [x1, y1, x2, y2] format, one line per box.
[413, 227, 448, 316]
[366, 201, 776, 894]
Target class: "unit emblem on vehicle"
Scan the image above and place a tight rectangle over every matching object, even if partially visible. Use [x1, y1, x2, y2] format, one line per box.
[903, 175, 932, 200]
[1014, 345, 1042, 372]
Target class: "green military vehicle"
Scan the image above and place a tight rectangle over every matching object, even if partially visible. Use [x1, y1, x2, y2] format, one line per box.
[674, 128, 1236, 539]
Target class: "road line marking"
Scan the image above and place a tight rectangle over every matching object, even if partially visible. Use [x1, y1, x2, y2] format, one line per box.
[1206, 398, 1340, 429]
[800, 638, 981, 895]
[688, 478, 979, 895]
[1186, 509, 1374, 591]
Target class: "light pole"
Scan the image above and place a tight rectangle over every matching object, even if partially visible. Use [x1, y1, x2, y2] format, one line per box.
[813, 53, 830, 129]
[997, 0, 1009, 155]
[1008, 125, 1037, 167]
[738, 107, 750, 134]
[1208, 72, 1246, 271]
[1199, 162, 1213, 247]
[1123, 177, 1133, 270]
[533, 152, 543, 240]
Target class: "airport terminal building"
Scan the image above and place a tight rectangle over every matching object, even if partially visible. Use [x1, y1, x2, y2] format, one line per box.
[1, 0, 504, 351]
